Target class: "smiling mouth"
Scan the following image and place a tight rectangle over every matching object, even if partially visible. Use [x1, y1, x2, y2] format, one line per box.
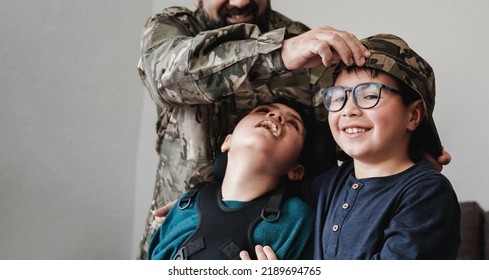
[260, 120, 279, 137]
[226, 13, 253, 23]
[344, 127, 368, 134]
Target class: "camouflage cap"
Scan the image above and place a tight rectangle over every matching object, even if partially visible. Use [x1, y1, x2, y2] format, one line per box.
[334, 33, 442, 158]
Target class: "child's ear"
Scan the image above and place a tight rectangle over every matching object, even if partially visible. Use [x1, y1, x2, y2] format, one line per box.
[221, 134, 232, 153]
[287, 164, 305, 181]
[407, 100, 425, 132]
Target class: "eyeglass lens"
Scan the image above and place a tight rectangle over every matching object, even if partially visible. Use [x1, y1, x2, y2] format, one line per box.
[324, 83, 382, 112]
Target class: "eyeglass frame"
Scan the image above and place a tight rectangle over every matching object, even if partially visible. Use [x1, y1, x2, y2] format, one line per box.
[322, 82, 402, 112]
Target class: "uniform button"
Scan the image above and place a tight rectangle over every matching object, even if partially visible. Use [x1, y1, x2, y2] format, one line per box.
[352, 183, 359, 190]
[342, 203, 349, 209]
[332, 225, 339, 232]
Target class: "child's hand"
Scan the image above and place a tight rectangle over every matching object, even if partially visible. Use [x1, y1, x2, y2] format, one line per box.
[152, 200, 176, 224]
[240, 245, 278, 260]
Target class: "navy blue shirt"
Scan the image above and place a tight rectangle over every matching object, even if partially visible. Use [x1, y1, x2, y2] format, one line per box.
[300, 159, 461, 259]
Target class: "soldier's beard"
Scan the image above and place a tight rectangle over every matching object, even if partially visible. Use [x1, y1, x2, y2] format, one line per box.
[199, 1, 271, 32]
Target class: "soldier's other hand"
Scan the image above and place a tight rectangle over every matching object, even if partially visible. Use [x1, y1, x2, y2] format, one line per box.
[281, 26, 371, 70]
[424, 147, 451, 172]
[152, 200, 176, 224]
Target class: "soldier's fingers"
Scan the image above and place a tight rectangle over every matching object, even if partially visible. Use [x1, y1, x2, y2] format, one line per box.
[314, 42, 336, 67]
[335, 30, 370, 66]
[154, 216, 164, 224]
[313, 29, 354, 66]
[315, 26, 369, 66]
[438, 147, 451, 166]
[152, 200, 176, 223]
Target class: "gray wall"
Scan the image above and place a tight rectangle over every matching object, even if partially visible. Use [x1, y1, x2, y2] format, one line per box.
[0, 1, 151, 259]
[1, 0, 488, 260]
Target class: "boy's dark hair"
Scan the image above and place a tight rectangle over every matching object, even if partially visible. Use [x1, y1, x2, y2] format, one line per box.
[273, 98, 336, 179]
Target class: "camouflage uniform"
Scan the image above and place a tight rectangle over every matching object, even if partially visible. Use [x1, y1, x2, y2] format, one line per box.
[136, 6, 332, 259]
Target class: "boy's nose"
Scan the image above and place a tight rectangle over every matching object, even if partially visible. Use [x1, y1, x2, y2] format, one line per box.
[342, 95, 361, 117]
[266, 111, 284, 124]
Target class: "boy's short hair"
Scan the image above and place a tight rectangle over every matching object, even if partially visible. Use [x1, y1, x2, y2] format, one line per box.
[272, 98, 336, 178]
[333, 33, 442, 158]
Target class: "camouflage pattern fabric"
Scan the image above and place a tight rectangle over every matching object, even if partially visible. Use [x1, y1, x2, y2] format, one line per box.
[136, 6, 332, 260]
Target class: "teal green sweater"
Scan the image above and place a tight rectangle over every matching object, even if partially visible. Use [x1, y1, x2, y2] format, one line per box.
[148, 189, 314, 260]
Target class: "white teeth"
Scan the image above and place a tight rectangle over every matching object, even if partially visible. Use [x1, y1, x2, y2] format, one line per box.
[261, 120, 279, 136]
[229, 14, 249, 20]
[345, 127, 366, 134]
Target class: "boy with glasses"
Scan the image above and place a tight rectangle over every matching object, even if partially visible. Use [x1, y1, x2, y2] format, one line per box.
[304, 33, 460, 260]
[245, 33, 460, 260]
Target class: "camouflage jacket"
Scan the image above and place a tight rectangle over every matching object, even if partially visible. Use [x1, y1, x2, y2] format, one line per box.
[137, 6, 331, 206]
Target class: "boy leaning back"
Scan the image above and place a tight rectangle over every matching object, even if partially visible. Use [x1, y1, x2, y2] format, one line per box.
[298, 33, 460, 259]
[147, 101, 315, 260]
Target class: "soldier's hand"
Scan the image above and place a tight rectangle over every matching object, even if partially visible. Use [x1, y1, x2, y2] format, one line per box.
[281, 26, 370, 70]
[240, 245, 278, 260]
[152, 200, 176, 224]
[424, 147, 452, 172]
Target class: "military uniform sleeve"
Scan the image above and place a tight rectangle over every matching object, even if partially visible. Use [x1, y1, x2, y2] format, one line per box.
[137, 8, 288, 108]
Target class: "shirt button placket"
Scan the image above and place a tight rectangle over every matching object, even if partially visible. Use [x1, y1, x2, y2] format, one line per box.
[335, 183, 359, 233]
[328, 181, 361, 256]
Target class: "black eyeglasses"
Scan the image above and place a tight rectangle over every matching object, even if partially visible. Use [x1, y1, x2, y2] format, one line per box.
[322, 82, 402, 112]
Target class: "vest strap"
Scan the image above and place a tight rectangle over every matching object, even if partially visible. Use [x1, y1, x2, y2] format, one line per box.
[261, 186, 285, 222]
[178, 183, 205, 210]
[173, 237, 205, 260]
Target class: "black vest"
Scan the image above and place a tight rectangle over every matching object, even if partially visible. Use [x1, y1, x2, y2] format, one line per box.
[173, 182, 285, 260]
